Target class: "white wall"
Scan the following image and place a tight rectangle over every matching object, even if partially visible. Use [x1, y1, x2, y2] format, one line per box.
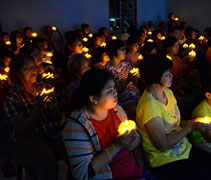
[0, 0, 166, 35]
[137, 0, 166, 29]
[166, 0, 211, 33]
[0, 0, 109, 35]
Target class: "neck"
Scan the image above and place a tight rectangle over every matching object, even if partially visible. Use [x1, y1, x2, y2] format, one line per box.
[99, 61, 106, 67]
[113, 57, 121, 68]
[147, 84, 165, 98]
[86, 104, 108, 121]
[130, 50, 136, 54]
[21, 80, 36, 95]
[206, 98, 211, 108]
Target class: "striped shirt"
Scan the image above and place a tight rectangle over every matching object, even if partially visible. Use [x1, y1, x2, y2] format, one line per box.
[62, 105, 128, 180]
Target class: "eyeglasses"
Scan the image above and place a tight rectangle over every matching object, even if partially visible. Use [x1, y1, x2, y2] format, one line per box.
[22, 66, 38, 71]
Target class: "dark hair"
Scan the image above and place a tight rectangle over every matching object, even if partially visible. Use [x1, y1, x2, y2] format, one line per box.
[98, 27, 108, 36]
[185, 26, 196, 39]
[126, 36, 138, 46]
[64, 30, 75, 41]
[148, 21, 154, 28]
[142, 42, 157, 57]
[0, 50, 14, 60]
[91, 47, 107, 66]
[81, 23, 89, 30]
[67, 33, 82, 46]
[152, 30, 161, 40]
[106, 39, 124, 59]
[72, 69, 113, 111]
[67, 54, 88, 80]
[10, 31, 22, 51]
[163, 36, 178, 54]
[139, 54, 172, 85]
[20, 40, 40, 55]
[168, 13, 175, 19]
[23, 27, 32, 34]
[10, 54, 35, 84]
[0, 32, 9, 40]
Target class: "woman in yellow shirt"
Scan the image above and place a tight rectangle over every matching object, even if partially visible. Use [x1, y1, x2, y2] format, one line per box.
[136, 54, 211, 180]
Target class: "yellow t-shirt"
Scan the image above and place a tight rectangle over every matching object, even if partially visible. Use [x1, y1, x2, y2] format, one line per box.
[136, 88, 192, 167]
[191, 99, 211, 145]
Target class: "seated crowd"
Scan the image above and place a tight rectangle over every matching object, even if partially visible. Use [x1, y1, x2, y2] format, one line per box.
[0, 12, 211, 180]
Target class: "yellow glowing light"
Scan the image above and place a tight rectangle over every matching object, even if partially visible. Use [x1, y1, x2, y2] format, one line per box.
[118, 120, 136, 135]
[88, 34, 93, 38]
[195, 116, 211, 124]
[0, 74, 8, 81]
[44, 60, 53, 64]
[147, 39, 153, 42]
[189, 43, 195, 49]
[130, 68, 139, 75]
[148, 31, 152, 35]
[85, 53, 92, 59]
[21, 44, 25, 48]
[112, 36, 117, 40]
[189, 50, 196, 58]
[52, 26, 57, 31]
[198, 36, 205, 41]
[4, 67, 10, 73]
[82, 47, 89, 53]
[138, 54, 143, 60]
[31, 32, 38, 37]
[183, 43, 189, 48]
[101, 42, 106, 47]
[40, 87, 55, 96]
[46, 52, 53, 57]
[161, 36, 166, 40]
[83, 37, 88, 42]
[175, 17, 179, 21]
[5, 41, 11, 45]
[42, 72, 55, 79]
[166, 55, 172, 61]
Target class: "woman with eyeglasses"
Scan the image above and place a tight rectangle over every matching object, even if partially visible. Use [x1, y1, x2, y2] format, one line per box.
[3, 54, 69, 180]
[105, 39, 140, 119]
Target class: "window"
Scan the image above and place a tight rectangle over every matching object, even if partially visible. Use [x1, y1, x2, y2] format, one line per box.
[109, 0, 137, 34]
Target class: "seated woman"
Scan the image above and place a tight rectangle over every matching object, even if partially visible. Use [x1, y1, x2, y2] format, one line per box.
[91, 47, 110, 69]
[3, 54, 68, 180]
[105, 39, 140, 119]
[136, 54, 211, 180]
[63, 68, 157, 180]
[190, 80, 211, 152]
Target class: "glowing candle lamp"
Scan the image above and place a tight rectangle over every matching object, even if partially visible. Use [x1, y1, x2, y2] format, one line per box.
[42, 72, 55, 79]
[148, 31, 152, 35]
[138, 54, 143, 60]
[166, 55, 172, 61]
[198, 36, 205, 41]
[101, 42, 106, 47]
[130, 68, 139, 75]
[83, 37, 88, 42]
[52, 26, 57, 31]
[82, 47, 89, 53]
[189, 43, 195, 49]
[147, 39, 153, 42]
[118, 120, 136, 135]
[183, 43, 188, 48]
[46, 52, 53, 57]
[161, 36, 166, 40]
[4, 67, 10, 73]
[0, 74, 8, 81]
[44, 60, 53, 65]
[5, 41, 11, 45]
[175, 17, 179, 21]
[31, 32, 38, 37]
[112, 36, 117, 40]
[40, 87, 55, 96]
[21, 44, 25, 48]
[189, 50, 196, 58]
[195, 116, 211, 124]
[85, 53, 92, 59]
[88, 34, 93, 38]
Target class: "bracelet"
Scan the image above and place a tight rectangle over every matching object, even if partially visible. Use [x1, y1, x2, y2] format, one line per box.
[104, 148, 111, 163]
[112, 144, 119, 153]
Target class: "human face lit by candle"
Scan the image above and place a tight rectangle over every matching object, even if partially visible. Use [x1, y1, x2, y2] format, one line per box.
[71, 40, 83, 55]
[3, 57, 12, 67]
[25, 29, 33, 38]
[21, 59, 38, 84]
[191, 31, 197, 40]
[95, 37, 103, 48]
[167, 41, 179, 56]
[101, 52, 110, 64]
[117, 46, 126, 60]
[16, 33, 23, 44]
[160, 69, 173, 88]
[130, 43, 139, 52]
[3, 34, 9, 42]
[92, 79, 118, 109]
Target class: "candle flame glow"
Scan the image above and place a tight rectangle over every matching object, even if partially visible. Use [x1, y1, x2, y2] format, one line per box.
[40, 87, 55, 96]
[118, 120, 136, 135]
[0, 74, 8, 81]
[88, 34, 93, 38]
[82, 47, 89, 53]
[112, 36, 117, 40]
[85, 53, 92, 59]
[31, 32, 38, 37]
[189, 50, 196, 58]
[83, 37, 88, 42]
[4, 67, 10, 73]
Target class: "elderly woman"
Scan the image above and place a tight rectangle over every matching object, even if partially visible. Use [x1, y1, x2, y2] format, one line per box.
[136, 54, 211, 180]
[3, 54, 68, 180]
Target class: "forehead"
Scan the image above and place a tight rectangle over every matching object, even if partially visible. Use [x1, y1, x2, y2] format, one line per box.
[103, 79, 114, 89]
